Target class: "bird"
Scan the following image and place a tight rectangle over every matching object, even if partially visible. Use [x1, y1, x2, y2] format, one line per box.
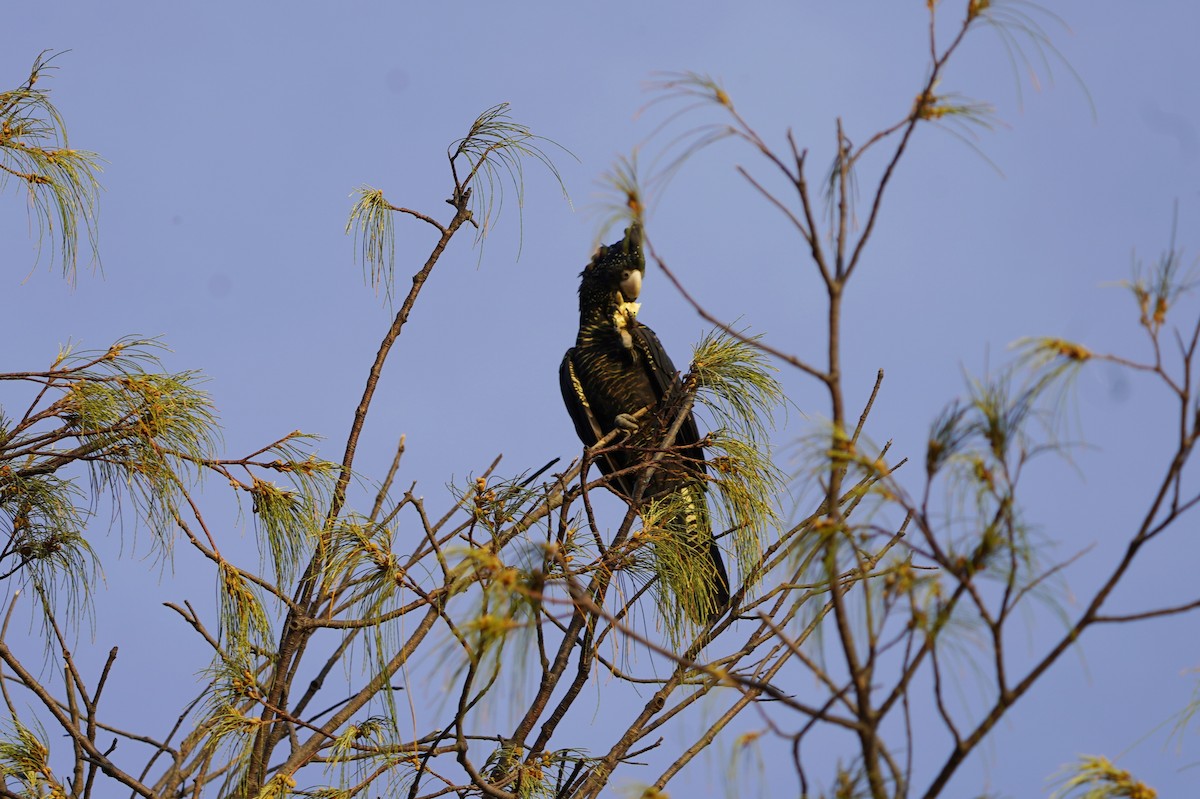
[559, 224, 730, 624]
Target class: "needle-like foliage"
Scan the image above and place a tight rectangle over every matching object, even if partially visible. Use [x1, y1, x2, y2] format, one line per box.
[0, 339, 218, 624]
[447, 102, 571, 247]
[0, 51, 102, 283]
[347, 102, 572, 302]
[0, 718, 63, 797]
[690, 330, 786, 579]
[346, 186, 396, 298]
[1049, 756, 1157, 799]
[5, 21, 1200, 799]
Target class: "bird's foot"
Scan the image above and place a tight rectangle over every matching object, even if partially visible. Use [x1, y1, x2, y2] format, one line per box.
[614, 413, 640, 432]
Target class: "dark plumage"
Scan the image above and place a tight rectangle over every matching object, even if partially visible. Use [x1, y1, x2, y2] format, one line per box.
[559, 225, 730, 623]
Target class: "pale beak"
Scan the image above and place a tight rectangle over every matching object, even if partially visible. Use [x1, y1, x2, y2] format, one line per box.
[619, 269, 643, 301]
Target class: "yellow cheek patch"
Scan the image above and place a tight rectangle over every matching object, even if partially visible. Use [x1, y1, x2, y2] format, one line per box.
[613, 296, 641, 350]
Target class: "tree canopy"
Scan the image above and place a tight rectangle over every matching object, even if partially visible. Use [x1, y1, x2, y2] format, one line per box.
[2, 4, 1197, 798]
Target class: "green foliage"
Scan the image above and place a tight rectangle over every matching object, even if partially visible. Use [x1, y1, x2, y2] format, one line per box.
[636, 330, 786, 638]
[0, 339, 218, 623]
[202, 663, 265, 777]
[258, 771, 299, 799]
[322, 716, 414, 799]
[691, 330, 786, 569]
[217, 561, 272, 655]
[922, 357, 1083, 591]
[446, 538, 542, 684]
[326, 516, 406, 615]
[970, 0, 1092, 115]
[594, 152, 648, 242]
[447, 102, 571, 246]
[1121, 220, 1194, 336]
[0, 470, 96, 618]
[641, 487, 721, 634]
[0, 51, 102, 283]
[0, 718, 62, 797]
[484, 741, 554, 799]
[322, 513, 415, 701]
[1049, 755, 1157, 799]
[249, 474, 320, 586]
[346, 186, 396, 297]
[67, 367, 217, 543]
[347, 102, 572, 301]
[6, 27, 1195, 799]
[638, 72, 739, 192]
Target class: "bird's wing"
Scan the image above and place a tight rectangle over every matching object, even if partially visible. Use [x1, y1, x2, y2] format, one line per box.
[630, 323, 676, 400]
[631, 323, 707, 474]
[559, 348, 604, 448]
[560, 347, 641, 496]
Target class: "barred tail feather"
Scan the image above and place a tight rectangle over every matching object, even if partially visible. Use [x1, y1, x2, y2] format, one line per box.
[650, 483, 730, 627]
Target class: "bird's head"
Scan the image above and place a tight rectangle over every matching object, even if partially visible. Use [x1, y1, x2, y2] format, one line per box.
[580, 224, 645, 305]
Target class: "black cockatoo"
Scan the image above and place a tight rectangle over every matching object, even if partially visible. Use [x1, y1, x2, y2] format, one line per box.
[559, 224, 730, 623]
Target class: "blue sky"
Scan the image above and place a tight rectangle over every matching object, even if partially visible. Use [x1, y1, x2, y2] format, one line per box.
[5, 2, 1200, 796]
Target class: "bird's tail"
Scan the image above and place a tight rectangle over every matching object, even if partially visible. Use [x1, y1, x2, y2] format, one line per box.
[649, 482, 730, 626]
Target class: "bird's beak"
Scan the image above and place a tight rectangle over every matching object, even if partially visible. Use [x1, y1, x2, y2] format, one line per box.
[620, 269, 642, 301]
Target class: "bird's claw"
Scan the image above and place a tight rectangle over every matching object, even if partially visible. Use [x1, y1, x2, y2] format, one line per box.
[614, 413, 640, 432]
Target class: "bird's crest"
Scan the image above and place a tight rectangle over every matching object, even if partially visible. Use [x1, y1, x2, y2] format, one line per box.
[581, 224, 644, 278]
